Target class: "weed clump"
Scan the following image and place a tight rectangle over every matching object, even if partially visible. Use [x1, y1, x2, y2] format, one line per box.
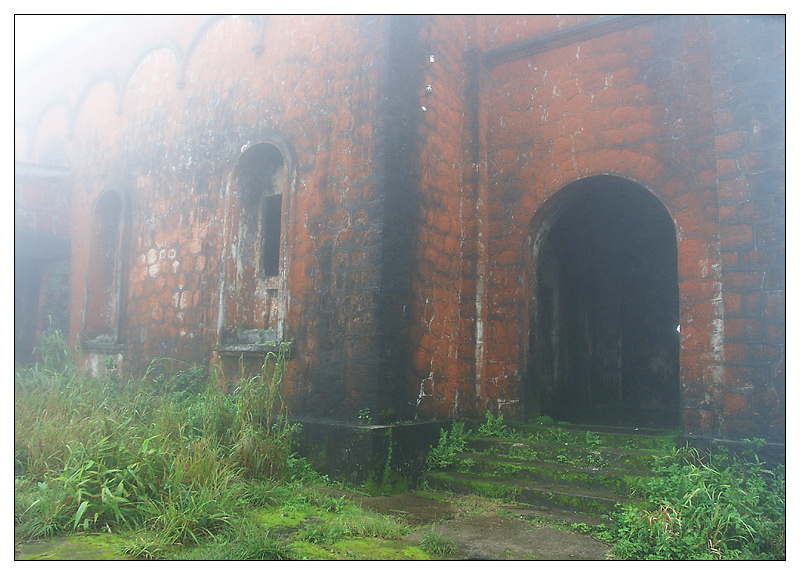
[301, 506, 409, 544]
[426, 422, 467, 469]
[610, 444, 785, 560]
[175, 519, 299, 560]
[476, 412, 510, 438]
[420, 528, 457, 556]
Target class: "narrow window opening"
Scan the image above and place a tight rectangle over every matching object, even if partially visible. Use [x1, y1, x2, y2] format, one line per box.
[260, 193, 282, 277]
[85, 190, 123, 342]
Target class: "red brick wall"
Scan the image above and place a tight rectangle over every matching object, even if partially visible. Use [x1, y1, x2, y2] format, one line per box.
[709, 16, 785, 440]
[479, 17, 724, 431]
[15, 15, 784, 438]
[410, 15, 481, 419]
[16, 15, 399, 420]
[405, 16, 783, 439]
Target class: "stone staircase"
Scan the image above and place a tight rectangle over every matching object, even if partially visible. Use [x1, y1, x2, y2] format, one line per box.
[424, 421, 679, 526]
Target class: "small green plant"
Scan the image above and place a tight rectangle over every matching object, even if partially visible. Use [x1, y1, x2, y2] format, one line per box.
[556, 450, 606, 468]
[456, 457, 477, 472]
[585, 451, 607, 468]
[426, 422, 467, 469]
[420, 527, 457, 556]
[358, 408, 372, 425]
[477, 411, 510, 437]
[509, 443, 538, 460]
[585, 431, 602, 447]
[549, 427, 571, 444]
[570, 522, 592, 534]
[285, 453, 330, 484]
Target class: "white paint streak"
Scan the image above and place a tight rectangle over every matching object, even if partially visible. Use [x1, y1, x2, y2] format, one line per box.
[475, 238, 485, 398]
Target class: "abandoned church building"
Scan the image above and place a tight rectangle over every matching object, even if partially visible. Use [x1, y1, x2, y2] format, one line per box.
[15, 15, 785, 449]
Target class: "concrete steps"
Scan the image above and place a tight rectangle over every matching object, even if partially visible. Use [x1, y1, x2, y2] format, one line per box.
[424, 421, 679, 524]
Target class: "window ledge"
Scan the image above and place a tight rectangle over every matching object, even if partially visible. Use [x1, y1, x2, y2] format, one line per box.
[82, 339, 125, 354]
[216, 343, 284, 356]
[217, 328, 282, 356]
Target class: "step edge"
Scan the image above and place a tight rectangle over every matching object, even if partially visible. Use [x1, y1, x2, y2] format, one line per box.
[427, 470, 632, 502]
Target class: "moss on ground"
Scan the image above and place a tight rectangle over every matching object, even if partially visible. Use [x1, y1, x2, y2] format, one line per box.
[16, 533, 131, 560]
[332, 538, 433, 560]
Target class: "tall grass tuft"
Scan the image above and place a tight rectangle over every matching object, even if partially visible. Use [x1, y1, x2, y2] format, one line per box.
[301, 505, 409, 544]
[610, 444, 786, 560]
[173, 518, 299, 560]
[15, 333, 298, 550]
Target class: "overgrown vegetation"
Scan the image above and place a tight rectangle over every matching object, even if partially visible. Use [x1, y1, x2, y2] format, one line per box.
[476, 412, 510, 438]
[16, 333, 785, 560]
[14, 330, 304, 555]
[609, 443, 786, 560]
[425, 411, 785, 560]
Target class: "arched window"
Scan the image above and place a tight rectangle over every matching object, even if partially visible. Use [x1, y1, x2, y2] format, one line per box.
[217, 141, 291, 352]
[83, 189, 126, 346]
[231, 144, 284, 278]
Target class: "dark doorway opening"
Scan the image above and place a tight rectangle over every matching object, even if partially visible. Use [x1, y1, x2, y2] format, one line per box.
[526, 176, 680, 429]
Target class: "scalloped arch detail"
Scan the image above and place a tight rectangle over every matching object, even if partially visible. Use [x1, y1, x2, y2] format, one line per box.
[118, 42, 184, 113]
[178, 15, 267, 88]
[69, 74, 122, 136]
[30, 98, 72, 160]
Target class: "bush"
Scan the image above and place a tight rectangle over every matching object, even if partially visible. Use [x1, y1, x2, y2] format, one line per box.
[610, 445, 786, 560]
[476, 412, 510, 438]
[426, 422, 467, 469]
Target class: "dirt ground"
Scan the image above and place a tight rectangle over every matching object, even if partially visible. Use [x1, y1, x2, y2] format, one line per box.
[346, 491, 613, 560]
[15, 491, 613, 561]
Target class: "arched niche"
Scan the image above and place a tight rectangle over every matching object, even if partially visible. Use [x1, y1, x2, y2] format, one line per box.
[216, 140, 293, 353]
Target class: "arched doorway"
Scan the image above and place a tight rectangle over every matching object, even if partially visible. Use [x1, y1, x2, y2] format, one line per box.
[525, 175, 680, 428]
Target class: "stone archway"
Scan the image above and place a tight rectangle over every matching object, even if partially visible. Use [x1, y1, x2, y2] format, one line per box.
[525, 175, 680, 428]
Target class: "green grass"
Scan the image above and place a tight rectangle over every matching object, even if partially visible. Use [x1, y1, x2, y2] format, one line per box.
[173, 519, 299, 560]
[16, 331, 786, 561]
[14, 330, 431, 561]
[420, 527, 457, 556]
[14, 330, 301, 553]
[609, 444, 786, 560]
[301, 505, 409, 544]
